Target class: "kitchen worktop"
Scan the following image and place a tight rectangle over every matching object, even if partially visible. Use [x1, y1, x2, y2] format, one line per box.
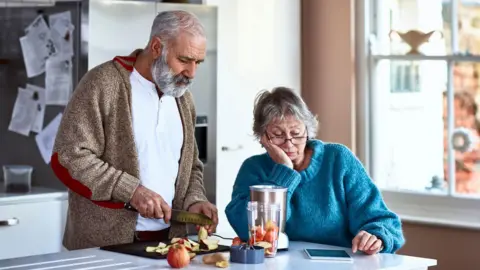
[0, 238, 437, 270]
[0, 186, 67, 205]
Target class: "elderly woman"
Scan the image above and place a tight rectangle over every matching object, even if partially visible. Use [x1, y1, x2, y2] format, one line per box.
[225, 87, 405, 254]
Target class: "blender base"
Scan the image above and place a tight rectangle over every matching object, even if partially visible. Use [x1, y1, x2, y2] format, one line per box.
[230, 245, 265, 264]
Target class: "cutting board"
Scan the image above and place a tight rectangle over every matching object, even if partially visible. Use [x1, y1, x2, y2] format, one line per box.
[100, 240, 231, 260]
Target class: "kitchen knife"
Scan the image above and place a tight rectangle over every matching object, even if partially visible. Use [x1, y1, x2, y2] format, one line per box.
[124, 203, 214, 226]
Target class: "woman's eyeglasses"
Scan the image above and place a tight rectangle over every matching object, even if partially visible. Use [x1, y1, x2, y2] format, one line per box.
[266, 132, 308, 145]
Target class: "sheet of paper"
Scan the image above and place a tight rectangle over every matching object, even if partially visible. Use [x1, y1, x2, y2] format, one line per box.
[49, 11, 74, 57]
[35, 113, 63, 164]
[21, 15, 57, 78]
[8, 88, 38, 136]
[25, 84, 46, 133]
[19, 35, 44, 78]
[45, 54, 72, 105]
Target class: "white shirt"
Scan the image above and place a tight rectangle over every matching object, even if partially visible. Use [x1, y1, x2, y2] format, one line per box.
[130, 68, 184, 231]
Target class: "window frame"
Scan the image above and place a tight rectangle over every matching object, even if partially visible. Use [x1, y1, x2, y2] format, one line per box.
[356, 0, 480, 229]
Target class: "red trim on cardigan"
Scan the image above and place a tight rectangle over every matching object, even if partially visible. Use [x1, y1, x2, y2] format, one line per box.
[51, 153, 124, 209]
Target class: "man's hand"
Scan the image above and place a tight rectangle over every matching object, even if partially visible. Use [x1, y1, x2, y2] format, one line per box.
[352, 230, 383, 255]
[130, 185, 171, 223]
[188, 201, 218, 234]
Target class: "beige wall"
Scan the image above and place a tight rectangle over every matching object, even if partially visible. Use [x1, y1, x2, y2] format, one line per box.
[301, 0, 480, 269]
[301, 0, 356, 151]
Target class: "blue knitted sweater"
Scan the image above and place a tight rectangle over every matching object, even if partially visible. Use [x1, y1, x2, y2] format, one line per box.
[225, 140, 405, 253]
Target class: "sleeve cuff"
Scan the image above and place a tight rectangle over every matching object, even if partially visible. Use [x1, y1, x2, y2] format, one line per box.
[112, 172, 140, 202]
[366, 227, 391, 253]
[267, 164, 301, 190]
[184, 193, 209, 211]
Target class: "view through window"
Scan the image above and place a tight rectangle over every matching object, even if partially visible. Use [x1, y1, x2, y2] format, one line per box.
[369, 0, 480, 197]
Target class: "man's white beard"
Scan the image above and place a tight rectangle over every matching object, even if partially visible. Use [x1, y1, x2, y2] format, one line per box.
[151, 51, 192, 98]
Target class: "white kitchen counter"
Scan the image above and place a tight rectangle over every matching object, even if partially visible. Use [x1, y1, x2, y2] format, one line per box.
[0, 240, 437, 270]
[0, 186, 68, 205]
[0, 186, 68, 260]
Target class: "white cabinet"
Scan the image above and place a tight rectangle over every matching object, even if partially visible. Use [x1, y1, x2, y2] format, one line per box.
[205, 0, 301, 237]
[0, 192, 68, 260]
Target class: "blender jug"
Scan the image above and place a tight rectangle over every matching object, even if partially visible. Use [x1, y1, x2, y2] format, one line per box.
[247, 201, 281, 257]
[249, 185, 289, 250]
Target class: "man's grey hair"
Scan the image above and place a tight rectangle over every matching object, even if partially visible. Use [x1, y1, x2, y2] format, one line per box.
[253, 87, 319, 140]
[150, 10, 205, 46]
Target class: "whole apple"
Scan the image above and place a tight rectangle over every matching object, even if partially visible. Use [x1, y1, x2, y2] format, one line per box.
[167, 244, 191, 269]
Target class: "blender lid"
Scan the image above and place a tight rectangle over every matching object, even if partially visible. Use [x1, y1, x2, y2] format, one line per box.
[249, 185, 287, 192]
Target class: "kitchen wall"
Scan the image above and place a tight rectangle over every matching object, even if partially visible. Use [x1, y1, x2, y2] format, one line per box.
[0, 2, 86, 191]
[300, 1, 479, 269]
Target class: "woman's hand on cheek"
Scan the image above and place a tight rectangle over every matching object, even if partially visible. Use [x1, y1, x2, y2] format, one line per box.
[352, 230, 383, 255]
[261, 134, 293, 169]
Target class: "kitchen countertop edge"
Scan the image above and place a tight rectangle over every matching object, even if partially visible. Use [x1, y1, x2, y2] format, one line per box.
[0, 187, 68, 205]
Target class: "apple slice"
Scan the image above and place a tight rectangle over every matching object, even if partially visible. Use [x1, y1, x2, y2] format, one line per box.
[156, 247, 170, 255]
[157, 242, 167, 248]
[216, 260, 229, 268]
[200, 239, 219, 251]
[183, 241, 192, 249]
[188, 252, 196, 259]
[145, 246, 157, 252]
[187, 239, 200, 246]
[198, 226, 208, 240]
[171, 238, 184, 244]
[254, 241, 273, 249]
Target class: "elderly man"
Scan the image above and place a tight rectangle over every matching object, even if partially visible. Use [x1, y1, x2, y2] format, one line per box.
[51, 10, 218, 250]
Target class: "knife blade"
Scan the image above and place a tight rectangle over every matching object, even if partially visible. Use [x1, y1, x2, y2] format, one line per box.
[124, 203, 214, 226]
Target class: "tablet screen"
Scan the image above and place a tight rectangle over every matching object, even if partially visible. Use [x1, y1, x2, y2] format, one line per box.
[305, 249, 351, 258]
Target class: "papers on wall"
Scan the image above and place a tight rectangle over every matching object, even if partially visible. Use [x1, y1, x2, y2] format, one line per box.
[8, 88, 39, 136]
[12, 13, 76, 161]
[49, 11, 75, 57]
[45, 54, 72, 105]
[25, 84, 46, 133]
[19, 36, 44, 78]
[35, 113, 63, 164]
[20, 15, 57, 78]
[8, 85, 47, 136]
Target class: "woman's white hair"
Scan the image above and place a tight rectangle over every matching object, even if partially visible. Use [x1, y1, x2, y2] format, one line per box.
[150, 10, 205, 46]
[252, 87, 319, 140]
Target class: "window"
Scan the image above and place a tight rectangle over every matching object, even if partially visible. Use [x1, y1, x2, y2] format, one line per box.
[359, 0, 480, 228]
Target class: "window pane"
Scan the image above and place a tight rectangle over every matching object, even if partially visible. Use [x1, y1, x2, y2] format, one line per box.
[375, 0, 449, 55]
[451, 62, 480, 195]
[454, 1, 480, 55]
[372, 60, 448, 193]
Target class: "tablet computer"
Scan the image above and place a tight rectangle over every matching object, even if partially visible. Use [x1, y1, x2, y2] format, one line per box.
[304, 249, 353, 262]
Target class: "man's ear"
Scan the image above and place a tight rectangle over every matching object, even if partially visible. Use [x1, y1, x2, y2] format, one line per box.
[149, 36, 164, 59]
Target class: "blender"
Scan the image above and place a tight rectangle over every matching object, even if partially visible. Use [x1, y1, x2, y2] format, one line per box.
[249, 185, 289, 250]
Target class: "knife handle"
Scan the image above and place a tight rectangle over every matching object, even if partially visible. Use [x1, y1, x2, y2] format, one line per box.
[124, 202, 138, 212]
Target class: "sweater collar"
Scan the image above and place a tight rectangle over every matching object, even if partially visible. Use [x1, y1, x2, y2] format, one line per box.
[112, 49, 164, 98]
[300, 139, 324, 180]
[112, 49, 142, 72]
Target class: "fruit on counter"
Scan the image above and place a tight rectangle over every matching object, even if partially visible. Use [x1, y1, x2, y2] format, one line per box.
[145, 237, 206, 255]
[198, 226, 208, 241]
[203, 253, 229, 268]
[215, 260, 230, 268]
[231, 237, 242, 246]
[199, 239, 220, 251]
[167, 244, 191, 269]
[145, 242, 171, 255]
